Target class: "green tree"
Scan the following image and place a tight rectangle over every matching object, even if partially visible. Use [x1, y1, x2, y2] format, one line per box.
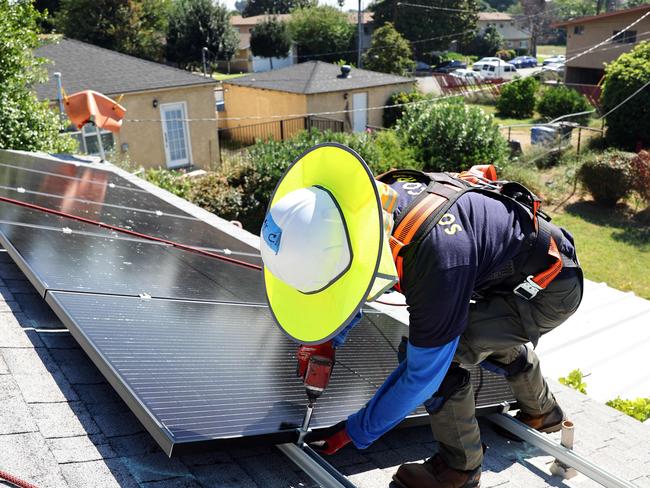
[464, 25, 503, 57]
[0, 1, 75, 153]
[497, 76, 539, 118]
[397, 100, 509, 171]
[601, 41, 650, 150]
[55, 0, 169, 61]
[551, 0, 596, 21]
[362, 23, 415, 75]
[370, 0, 478, 59]
[242, 0, 315, 17]
[289, 6, 355, 63]
[166, 0, 238, 70]
[219, 25, 240, 74]
[250, 17, 292, 70]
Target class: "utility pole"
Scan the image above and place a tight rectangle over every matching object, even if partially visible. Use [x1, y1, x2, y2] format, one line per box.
[357, 0, 363, 68]
[202, 47, 209, 78]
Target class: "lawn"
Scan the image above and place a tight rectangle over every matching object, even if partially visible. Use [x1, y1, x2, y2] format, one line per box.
[537, 45, 566, 57]
[551, 203, 650, 299]
[213, 72, 245, 81]
[474, 103, 540, 126]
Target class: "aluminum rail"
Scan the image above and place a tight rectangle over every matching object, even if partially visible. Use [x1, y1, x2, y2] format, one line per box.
[277, 443, 358, 488]
[488, 413, 635, 488]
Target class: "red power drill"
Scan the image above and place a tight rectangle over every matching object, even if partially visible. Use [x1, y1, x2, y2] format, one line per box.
[296, 348, 334, 444]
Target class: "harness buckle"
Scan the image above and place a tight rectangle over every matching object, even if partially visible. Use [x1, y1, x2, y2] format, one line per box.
[513, 275, 543, 300]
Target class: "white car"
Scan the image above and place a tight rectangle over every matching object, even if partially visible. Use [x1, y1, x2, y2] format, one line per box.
[542, 55, 566, 66]
[480, 61, 518, 80]
[472, 57, 502, 71]
[450, 69, 483, 82]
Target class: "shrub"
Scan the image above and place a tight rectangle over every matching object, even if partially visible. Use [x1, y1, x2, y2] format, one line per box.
[496, 49, 515, 61]
[383, 90, 426, 128]
[630, 150, 650, 203]
[601, 41, 650, 150]
[143, 168, 191, 198]
[578, 150, 635, 206]
[186, 160, 266, 233]
[606, 397, 650, 422]
[397, 101, 509, 171]
[496, 76, 539, 118]
[537, 86, 591, 125]
[558, 369, 587, 394]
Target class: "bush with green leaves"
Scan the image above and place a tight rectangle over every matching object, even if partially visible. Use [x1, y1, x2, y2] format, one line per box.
[496, 49, 515, 61]
[397, 100, 509, 171]
[601, 41, 650, 150]
[578, 150, 635, 206]
[143, 168, 191, 198]
[630, 150, 650, 203]
[383, 90, 426, 128]
[362, 23, 415, 76]
[536, 86, 591, 125]
[606, 397, 650, 422]
[559, 369, 587, 394]
[0, 2, 76, 153]
[496, 76, 539, 118]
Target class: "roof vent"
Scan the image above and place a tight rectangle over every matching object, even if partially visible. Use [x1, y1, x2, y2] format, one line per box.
[338, 65, 352, 79]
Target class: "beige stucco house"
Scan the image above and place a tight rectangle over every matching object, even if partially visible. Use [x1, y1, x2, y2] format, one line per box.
[554, 4, 650, 85]
[35, 39, 219, 170]
[477, 12, 531, 51]
[220, 61, 415, 141]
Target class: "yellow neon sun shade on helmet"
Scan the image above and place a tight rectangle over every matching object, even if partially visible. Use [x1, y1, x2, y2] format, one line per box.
[263, 143, 389, 344]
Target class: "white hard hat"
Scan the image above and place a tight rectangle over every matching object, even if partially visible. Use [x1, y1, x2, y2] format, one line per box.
[260, 186, 351, 294]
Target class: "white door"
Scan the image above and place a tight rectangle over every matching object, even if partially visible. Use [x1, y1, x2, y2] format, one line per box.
[160, 102, 192, 168]
[352, 92, 368, 132]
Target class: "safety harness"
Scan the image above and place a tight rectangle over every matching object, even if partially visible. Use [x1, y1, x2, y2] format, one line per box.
[377, 166, 567, 301]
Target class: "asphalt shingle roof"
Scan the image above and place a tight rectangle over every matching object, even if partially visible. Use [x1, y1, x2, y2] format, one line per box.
[224, 61, 415, 94]
[34, 38, 216, 101]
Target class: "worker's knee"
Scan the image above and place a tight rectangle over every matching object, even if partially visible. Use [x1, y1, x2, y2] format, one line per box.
[424, 364, 471, 414]
[480, 345, 533, 378]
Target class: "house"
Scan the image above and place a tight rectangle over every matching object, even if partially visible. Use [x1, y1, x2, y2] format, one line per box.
[553, 4, 650, 85]
[477, 12, 531, 51]
[224, 12, 375, 74]
[34, 38, 219, 170]
[225, 14, 296, 74]
[220, 61, 415, 139]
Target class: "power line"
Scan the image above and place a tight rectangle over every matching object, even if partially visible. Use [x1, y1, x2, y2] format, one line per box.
[396, 2, 476, 14]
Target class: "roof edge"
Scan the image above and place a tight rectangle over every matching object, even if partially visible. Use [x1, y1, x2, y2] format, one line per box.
[552, 4, 650, 28]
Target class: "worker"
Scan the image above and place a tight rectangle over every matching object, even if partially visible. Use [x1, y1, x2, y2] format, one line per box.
[260, 144, 583, 488]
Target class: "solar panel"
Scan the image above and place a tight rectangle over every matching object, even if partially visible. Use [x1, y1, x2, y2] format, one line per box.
[0, 150, 515, 456]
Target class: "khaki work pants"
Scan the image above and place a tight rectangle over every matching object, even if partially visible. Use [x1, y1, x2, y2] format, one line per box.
[429, 267, 583, 471]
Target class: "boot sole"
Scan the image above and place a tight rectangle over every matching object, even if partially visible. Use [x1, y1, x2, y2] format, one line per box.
[392, 474, 481, 488]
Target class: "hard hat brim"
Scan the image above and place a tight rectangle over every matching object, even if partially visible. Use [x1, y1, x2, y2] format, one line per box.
[263, 143, 383, 344]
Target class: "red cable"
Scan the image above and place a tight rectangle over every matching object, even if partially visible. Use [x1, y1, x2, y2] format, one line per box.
[374, 299, 408, 307]
[0, 470, 39, 488]
[0, 195, 263, 272]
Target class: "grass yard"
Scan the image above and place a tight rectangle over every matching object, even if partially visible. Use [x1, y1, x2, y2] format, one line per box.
[537, 45, 566, 57]
[551, 203, 650, 299]
[213, 72, 245, 81]
[474, 103, 540, 127]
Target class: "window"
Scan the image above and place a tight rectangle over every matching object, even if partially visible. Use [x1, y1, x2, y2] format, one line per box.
[215, 89, 225, 112]
[612, 30, 637, 44]
[68, 124, 114, 156]
[574, 25, 584, 35]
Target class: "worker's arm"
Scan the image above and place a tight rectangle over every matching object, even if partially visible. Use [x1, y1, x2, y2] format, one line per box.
[346, 337, 459, 448]
[331, 309, 363, 348]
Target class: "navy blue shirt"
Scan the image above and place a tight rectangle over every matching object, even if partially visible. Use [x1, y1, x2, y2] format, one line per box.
[388, 178, 576, 348]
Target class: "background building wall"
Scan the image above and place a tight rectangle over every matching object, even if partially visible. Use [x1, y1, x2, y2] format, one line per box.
[116, 84, 218, 170]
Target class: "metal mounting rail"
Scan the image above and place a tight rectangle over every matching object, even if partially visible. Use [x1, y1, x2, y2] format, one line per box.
[277, 443, 358, 488]
[488, 413, 635, 488]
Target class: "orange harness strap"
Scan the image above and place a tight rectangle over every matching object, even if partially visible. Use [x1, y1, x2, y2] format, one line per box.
[389, 192, 563, 298]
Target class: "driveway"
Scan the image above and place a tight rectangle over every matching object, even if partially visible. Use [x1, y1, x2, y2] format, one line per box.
[416, 66, 542, 96]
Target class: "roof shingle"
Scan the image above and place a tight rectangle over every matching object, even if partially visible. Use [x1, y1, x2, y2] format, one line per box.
[224, 61, 414, 94]
[34, 38, 216, 101]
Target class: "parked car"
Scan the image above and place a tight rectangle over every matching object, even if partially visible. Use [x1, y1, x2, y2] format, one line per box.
[542, 55, 566, 66]
[432, 60, 467, 73]
[541, 62, 565, 78]
[450, 69, 483, 82]
[472, 57, 502, 71]
[480, 61, 518, 80]
[414, 61, 431, 75]
[510, 56, 538, 68]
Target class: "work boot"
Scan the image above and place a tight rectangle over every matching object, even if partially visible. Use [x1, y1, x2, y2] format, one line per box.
[514, 404, 565, 433]
[393, 454, 481, 488]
